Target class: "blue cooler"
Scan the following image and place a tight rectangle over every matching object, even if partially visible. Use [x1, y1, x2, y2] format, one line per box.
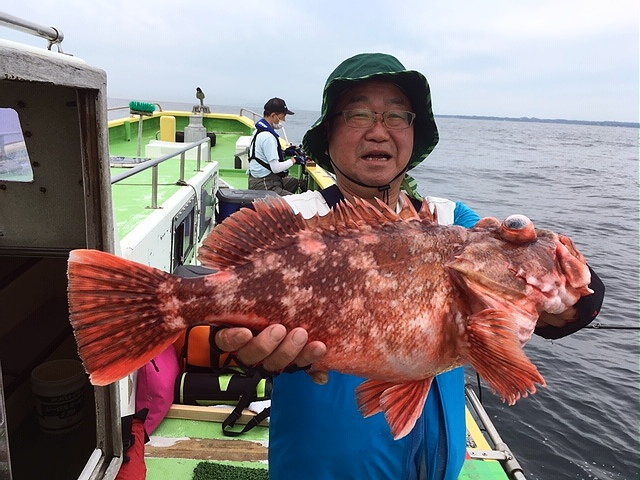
[216, 188, 280, 223]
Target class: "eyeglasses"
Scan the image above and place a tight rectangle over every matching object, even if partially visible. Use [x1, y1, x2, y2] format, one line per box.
[335, 109, 416, 130]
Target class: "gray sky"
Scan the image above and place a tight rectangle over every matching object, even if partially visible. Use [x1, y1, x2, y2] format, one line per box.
[2, 1, 638, 122]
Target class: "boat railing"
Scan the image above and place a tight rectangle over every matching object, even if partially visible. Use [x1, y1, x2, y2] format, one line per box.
[465, 385, 526, 479]
[239, 107, 261, 122]
[240, 107, 291, 143]
[110, 137, 211, 208]
[0, 11, 65, 52]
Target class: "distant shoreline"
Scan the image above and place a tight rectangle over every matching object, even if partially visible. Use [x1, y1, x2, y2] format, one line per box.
[106, 98, 638, 128]
[435, 114, 639, 128]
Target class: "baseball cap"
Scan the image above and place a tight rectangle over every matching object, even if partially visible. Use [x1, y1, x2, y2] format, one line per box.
[264, 97, 295, 115]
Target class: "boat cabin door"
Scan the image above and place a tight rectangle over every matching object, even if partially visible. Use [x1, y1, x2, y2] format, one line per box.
[0, 23, 124, 480]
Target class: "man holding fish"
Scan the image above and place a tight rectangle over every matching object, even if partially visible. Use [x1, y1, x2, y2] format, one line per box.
[67, 53, 605, 479]
[211, 53, 605, 479]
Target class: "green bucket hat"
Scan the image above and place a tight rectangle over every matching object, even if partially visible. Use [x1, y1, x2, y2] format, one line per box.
[302, 53, 439, 175]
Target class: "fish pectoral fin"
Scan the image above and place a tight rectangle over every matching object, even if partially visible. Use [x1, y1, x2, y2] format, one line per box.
[466, 309, 546, 405]
[356, 379, 391, 417]
[356, 378, 434, 440]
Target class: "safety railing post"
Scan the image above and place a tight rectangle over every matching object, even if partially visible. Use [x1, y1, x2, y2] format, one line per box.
[151, 165, 159, 209]
[179, 151, 186, 183]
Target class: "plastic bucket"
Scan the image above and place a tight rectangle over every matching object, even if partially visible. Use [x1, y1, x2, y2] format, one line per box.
[30, 359, 88, 434]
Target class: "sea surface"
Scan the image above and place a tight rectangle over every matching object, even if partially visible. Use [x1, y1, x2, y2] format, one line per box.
[111, 99, 639, 480]
[418, 118, 639, 480]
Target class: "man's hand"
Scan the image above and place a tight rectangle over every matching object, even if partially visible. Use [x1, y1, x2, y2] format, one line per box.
[215, 325, 328, 383]
[284, 145, 299, 157]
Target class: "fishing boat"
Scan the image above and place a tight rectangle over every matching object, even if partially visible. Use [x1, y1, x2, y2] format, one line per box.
[0, 13, 525, 480]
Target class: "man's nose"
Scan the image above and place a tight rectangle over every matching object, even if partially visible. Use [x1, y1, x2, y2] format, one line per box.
[365, 115, 391, 139]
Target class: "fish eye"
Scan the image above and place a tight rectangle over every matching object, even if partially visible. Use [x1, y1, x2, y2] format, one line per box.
[503, 215, 531, 230]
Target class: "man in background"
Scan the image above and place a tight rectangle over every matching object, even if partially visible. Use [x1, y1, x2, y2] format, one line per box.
[248, 97, 304, 195]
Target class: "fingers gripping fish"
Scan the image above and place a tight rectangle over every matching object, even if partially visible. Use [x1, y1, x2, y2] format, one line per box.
[67, 195, 593, 440]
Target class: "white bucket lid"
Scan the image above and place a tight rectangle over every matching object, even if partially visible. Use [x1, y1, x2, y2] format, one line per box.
[31, 359, 87, 390]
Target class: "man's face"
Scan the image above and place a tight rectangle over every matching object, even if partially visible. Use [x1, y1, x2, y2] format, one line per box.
[327, 81, 414, 187]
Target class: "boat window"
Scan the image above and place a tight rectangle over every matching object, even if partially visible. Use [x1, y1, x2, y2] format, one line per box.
[0, 108, 33, 183]
[199, 173, 217, 240]
[172, 198, 196, 270]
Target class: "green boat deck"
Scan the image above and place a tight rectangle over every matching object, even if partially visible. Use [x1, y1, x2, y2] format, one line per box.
[147, 418, 268, 480]
[145, 414, 509, 480]
[108, 112, 256, 239]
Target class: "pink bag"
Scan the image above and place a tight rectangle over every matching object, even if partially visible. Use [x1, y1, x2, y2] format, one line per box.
[135, 345, 180, 435]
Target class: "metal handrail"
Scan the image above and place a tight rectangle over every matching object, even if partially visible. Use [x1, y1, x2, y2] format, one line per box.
[239, 107, 290, 143]
[107, 106, 130, 112]
[465, 385, 526, 480]
[111, 137, 211, 209]
[239, 107, 261, 121]
[0, 11, 65, 51]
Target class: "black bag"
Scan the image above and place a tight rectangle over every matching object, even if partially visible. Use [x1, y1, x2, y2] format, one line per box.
[174, 370, 271, 436]
[172, 265, 271, 437]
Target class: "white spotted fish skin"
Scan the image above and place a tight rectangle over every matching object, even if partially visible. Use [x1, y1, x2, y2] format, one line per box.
[67, 195, 592, 439]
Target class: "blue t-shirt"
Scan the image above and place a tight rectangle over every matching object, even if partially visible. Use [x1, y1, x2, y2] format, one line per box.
[269, 201, 480, 480]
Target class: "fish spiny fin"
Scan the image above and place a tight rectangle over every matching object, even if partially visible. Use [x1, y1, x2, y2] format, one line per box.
[465, 309, 546, 405]
[417, 197, 438, 223]
[198, 196, 306, 269]
[68, 249, 184, 385]
[309, 196, 412, 237]
[356, 378, 433, 440]
[396, 193, 422, 221]
[199, 195, 421, 269]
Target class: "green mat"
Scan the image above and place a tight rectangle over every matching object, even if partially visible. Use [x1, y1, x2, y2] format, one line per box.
[193, 461, 268, 480]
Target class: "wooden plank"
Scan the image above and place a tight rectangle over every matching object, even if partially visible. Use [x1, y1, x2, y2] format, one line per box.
[146, 437, 267, 461]
[166, 404, 269, 426]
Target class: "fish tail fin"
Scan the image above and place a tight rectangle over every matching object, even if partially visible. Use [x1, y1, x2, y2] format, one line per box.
[356, 378, 433, 440]
[466, 309, 546, 405]
[68, 249, 183, 385]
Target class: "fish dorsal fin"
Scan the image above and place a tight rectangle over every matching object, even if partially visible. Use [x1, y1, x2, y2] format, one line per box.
[198, 195, 418, 270]
[417, 197, 438, 223]
[313, 193, 422, 232]
[310, 196, 411, 235]
[198, 196, 306, 269]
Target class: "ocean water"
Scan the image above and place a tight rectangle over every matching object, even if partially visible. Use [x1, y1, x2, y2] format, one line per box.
[110, 100, 639, 479]
[276, 113, 639, 480]
[419, 118, 639, 480]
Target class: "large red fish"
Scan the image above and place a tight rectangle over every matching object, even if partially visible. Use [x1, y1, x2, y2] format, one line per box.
[67, 195, 592, 439]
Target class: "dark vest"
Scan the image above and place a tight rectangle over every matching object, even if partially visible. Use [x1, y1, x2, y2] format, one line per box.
[248, 119, 284, 172]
